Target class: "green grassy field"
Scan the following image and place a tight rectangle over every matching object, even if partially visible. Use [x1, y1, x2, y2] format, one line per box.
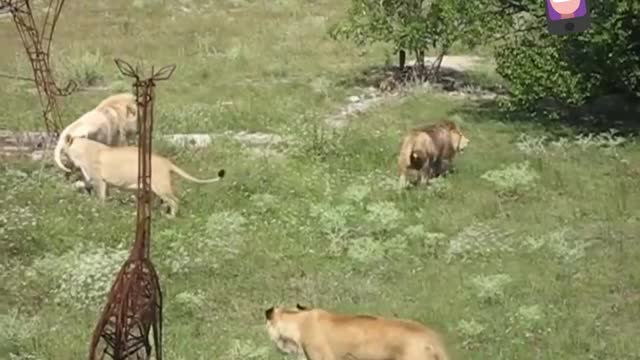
[1, 1, 640, 359]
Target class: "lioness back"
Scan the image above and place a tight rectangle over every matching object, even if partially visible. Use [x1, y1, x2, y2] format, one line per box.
[314, 310, 449, 360]
[98, 147, 171, 186]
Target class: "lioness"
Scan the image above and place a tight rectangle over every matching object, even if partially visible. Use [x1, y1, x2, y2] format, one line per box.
[265, 304, 451, 360]
[54, 92, 138, 174]
[63, 135, 225, 218]
[397, 119, 469, 187]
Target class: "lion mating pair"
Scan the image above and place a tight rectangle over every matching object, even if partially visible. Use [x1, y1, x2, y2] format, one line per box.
[53, 92, 225, 218]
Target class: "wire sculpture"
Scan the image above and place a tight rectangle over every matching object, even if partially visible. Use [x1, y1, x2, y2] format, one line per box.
[0, 0, 76, 138]
[88, 58, 175, 360]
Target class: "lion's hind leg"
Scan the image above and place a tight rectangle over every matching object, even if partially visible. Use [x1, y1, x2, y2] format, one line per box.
[418, 156, 435, 186]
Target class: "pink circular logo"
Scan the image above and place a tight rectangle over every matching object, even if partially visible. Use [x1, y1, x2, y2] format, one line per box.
[549, 0, 581, 14]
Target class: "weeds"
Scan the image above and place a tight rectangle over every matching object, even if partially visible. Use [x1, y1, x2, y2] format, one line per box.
[58, 48, 104, 88]
[28, 245, 128, 309]
[480, 161, 539, 196]
[0, 0, 639, 359]
[446, 222, 514, 262]
[470, 273, 513, 304]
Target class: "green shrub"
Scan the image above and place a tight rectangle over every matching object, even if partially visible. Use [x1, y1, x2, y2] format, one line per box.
[494, 0, 640, 116]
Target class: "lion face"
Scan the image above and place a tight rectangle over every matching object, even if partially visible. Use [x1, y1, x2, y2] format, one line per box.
[264, 305, 308, 355]
[451, 129, 470, 153]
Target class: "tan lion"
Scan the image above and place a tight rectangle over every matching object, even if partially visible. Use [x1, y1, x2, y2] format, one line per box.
[265, 304, 451, 360]
[397, 119, 469, 187]
[62, 135, 225, 218]
[54, 92, 138, 173]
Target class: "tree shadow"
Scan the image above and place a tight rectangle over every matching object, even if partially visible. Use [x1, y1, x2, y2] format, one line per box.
[336, 63, 506, 96]
[453, 94, 640, 137]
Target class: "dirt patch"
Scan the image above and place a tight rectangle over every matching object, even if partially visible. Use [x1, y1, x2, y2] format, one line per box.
[324, 86, 405, 128]
[0, 130, 289, 160]
[164, 131, 287, 148]
[420, 55, 486, 72]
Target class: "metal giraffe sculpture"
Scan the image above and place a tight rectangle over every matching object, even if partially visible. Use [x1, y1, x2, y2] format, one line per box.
[88, 59, 175, 360]
[0, 0, 76, 138]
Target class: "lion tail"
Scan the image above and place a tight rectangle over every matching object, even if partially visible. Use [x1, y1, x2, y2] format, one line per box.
[170, 163, 226, 184]
[53, 126, 73, 172]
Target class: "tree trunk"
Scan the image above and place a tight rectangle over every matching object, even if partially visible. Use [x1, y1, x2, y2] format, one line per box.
[415, 49, 425, 80]
[398, 50, 406, 70]
[415, 49, 425, 67]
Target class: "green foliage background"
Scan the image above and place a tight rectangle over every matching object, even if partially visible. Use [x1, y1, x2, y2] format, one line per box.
[331, 0, 640, 121]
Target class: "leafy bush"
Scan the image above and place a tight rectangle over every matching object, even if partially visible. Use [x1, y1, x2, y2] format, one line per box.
[60, 48, 105, 88]
[329, 0, 487, 69]
[494, 0, 640, 116]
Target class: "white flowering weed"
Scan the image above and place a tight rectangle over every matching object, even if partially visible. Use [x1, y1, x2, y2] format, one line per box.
[481, 161, 539, 194]
[523, 227, 592, 264]
[364, 201, 403, 231]
[446, 222, 514, 262]
[341, 183, 371, 203]
[515, 129, 628, 156]
[457, 319, 486, 350]
[515, 133, 548, 155]
[28, 245, 127, 309]
[471, 273, 513, 303]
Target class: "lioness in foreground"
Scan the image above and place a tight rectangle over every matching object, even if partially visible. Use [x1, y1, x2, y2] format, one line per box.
[63, 135, 225, 218]
[397, 119, 469, 187]
[265, 304, 451, 360]
[54, 92, 138, 174]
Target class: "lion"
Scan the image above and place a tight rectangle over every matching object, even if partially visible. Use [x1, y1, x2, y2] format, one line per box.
[264, 304, 451, 360]
[397, 119, 469, 187]
[53, 92, 138, 174]
[95, 92, 138, 140]
[62, 135, 226, 218]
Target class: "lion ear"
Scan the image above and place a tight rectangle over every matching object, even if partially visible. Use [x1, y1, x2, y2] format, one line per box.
[64, 134, 74, 146]
[126, 104, 137, 118]
[296, 303, 310, 311]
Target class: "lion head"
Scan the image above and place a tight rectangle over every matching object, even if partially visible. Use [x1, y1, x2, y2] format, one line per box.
[264, 304, 310, 356]
[440, 120, 470, 153]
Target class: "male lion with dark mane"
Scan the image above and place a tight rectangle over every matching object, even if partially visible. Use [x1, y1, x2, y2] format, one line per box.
[397, 119, 469, 187]
[264, 304, 451, 360]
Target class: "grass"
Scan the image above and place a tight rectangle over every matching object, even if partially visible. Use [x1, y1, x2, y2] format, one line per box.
[1, 1, 640, 359]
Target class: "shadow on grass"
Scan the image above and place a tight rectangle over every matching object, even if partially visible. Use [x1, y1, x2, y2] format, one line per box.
[454, 94, 640, 137]
[336, 63, 507, 96]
